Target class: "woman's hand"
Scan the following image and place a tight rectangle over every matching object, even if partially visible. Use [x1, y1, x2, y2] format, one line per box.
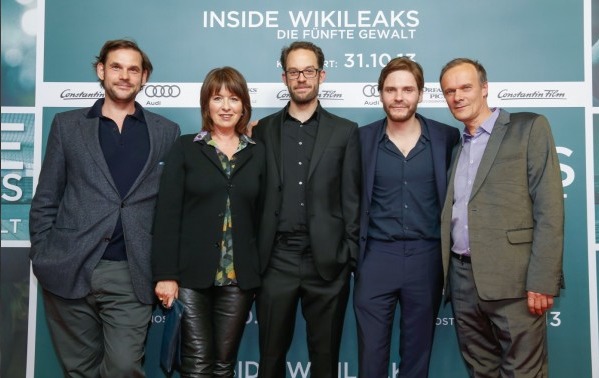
[155, 280, 179, 308]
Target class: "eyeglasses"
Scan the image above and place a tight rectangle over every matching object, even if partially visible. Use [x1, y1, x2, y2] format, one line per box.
[284, 68, 320, 79]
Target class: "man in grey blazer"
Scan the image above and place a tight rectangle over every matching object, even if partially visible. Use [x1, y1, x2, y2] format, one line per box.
[439, 58, 564, 377]
[252, 41, 361, 378]
[29, 39, 180, 377]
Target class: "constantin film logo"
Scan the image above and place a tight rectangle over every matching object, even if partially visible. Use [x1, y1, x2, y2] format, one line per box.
[60, 89, 104, 100]
[276, 89, 344, 101]
[496, 88, 566, 100]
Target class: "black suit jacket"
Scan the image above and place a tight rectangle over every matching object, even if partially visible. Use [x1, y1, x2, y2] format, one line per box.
[151, 134, 266, 290]
[253, 104, 361, 281]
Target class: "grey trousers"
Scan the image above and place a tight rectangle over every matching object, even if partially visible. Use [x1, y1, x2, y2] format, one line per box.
[42, 260, 152, 378]
[449, 258, 548, 378]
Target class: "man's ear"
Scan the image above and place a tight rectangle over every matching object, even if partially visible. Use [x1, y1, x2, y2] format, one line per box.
[318, 69, 326, 84]
[96, 63, 105, 81]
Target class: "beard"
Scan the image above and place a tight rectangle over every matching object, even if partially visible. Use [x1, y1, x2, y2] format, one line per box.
[103, 80, 141, 104]
[288, 83, 319, 105]
[383, 102, 417, 123]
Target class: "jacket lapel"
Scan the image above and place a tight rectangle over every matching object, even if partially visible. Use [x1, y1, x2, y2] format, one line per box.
[272, 111, 284, 180]
[363, 120, 384, 207]
[231, 145, 252, 176]
[124, 111, 164, 199]
[444, 142, 463, 213]
[197, 138, 254, 179]
[307, 112, 334, 181]
[470, 110, 510, 200]
[423, 117, 448, 206]
[79, 116, 118, 193]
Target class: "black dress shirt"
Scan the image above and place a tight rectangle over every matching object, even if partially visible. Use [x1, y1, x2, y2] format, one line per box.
[277, 107, 319, 233]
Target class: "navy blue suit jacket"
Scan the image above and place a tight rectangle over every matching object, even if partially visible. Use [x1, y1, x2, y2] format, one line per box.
[357, 114, 459, 271]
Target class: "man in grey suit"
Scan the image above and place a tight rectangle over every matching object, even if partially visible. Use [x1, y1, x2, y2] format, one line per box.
[439, 58, 564, 377]
[252, 41, 361, 378]
[29, 39, 180, 377]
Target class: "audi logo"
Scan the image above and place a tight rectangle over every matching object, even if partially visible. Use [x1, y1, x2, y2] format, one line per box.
[144, 85, 181, 98]
[362, 84, 379, 98]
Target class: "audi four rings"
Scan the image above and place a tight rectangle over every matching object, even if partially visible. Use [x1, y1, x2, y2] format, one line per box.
[362, 84, 379, 97]
[144, 84, 181, 98]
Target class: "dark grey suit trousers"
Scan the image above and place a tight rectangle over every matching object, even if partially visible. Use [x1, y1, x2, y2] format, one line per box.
[43, 260, 152, 378]
[449, 258, 548, 378]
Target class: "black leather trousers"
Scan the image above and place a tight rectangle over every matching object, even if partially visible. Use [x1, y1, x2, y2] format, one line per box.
[178, 285, 255, 377]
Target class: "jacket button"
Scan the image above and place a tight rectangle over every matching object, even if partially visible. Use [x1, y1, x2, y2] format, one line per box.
[103, 237, 111, 242]
[121, 202, 125, 208]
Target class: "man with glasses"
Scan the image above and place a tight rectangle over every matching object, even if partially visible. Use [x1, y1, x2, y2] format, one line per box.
[252, 41, 361, 378]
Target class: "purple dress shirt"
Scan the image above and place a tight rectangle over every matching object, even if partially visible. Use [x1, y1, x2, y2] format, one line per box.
[451, 108, 500, 255]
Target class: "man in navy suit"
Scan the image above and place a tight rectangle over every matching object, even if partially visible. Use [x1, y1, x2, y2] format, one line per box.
[29, 39, 180, 377]
[353, 57, 459, 378]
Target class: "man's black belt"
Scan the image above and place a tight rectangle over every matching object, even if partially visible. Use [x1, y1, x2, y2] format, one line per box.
[451, 252, 471, 264]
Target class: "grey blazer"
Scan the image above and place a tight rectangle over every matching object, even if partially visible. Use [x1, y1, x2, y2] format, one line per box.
[29, 105, 180, 304]
[441, 109, 564, 300]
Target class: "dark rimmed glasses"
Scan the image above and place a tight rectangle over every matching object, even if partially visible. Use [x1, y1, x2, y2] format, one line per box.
[284, 68, 320, 79]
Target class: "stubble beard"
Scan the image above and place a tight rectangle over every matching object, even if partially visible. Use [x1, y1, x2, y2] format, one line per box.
[289, 83, 319, 105]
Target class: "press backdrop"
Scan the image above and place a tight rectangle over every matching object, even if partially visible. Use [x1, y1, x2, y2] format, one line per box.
[0, 0, 596, 377]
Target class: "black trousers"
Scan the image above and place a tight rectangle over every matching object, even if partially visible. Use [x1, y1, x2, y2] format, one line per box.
[256, 233, 351, 378]
[177, 285, 254, 377]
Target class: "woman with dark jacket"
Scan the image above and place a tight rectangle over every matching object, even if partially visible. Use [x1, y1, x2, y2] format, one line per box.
[152, 66, 265, 377]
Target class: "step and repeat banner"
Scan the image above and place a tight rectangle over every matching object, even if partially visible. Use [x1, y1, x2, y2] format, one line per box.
[1, 0, 596, 377]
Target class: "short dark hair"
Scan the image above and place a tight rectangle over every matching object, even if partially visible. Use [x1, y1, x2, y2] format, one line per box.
[93, 39, 153, 88]
[279, 41, 325, 71]
[200, 67, 252, 135]
[439, 58, 487, 85]
[378, 57, 424, 93]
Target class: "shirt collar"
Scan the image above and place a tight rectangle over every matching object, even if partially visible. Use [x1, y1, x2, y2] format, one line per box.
[193, 130, 256, 145]
[283, 101, 321, 123]
[377, 113, 430, 143]
[462, 107, 500, 140]
[86, 99, 146, 122]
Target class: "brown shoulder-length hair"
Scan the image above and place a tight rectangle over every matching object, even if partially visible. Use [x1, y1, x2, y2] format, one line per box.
[200, 67, 252, 134]
[378, 57, 424, 93]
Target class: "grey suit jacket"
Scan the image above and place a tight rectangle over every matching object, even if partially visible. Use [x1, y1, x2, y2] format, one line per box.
[441, 109, 564, 300]
[29, 104, 180, 304]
